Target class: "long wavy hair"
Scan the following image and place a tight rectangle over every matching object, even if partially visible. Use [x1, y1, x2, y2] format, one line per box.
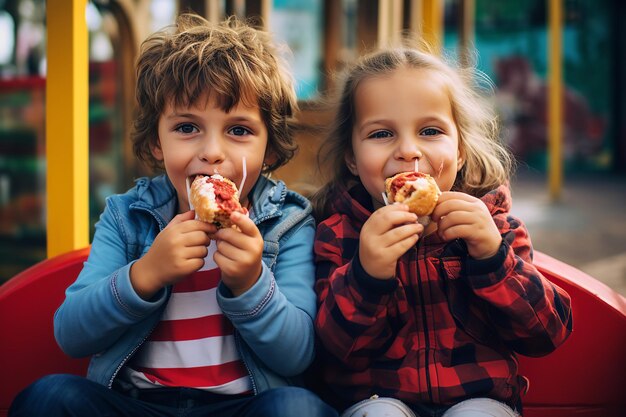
[311, 44, 513, 221]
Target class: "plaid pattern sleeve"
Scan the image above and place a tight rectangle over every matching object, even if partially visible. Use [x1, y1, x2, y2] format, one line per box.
[314, 214, 400, 371]
[463, 207, 573, 357]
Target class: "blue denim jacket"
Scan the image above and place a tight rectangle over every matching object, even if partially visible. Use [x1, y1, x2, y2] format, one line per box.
[54, 174, 317, 393]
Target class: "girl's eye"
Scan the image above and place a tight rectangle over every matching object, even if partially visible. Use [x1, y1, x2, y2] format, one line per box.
[175, 123, 198, 134]
[228, 126, 252, 136]
[367, 130, 393, 139]
[421, 127, 442, 136]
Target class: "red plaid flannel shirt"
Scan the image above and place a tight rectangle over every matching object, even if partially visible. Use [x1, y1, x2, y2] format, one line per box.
[314, 183, 572, 410]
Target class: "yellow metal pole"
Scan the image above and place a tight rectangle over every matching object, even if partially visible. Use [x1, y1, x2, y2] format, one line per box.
[46, 0, 89, 257]
[378, 0, 403, 46]
[548, 0, 563, 200]
[422, 0, 443, 53]
[459, 0, 475, 67]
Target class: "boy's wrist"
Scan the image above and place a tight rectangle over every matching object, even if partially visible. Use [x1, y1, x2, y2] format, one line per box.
[130, 258, 163, 300]
[223, 263, 263, 297]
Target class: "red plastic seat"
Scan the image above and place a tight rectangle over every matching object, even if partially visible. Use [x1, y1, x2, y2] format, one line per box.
[0, 248, 625, 416]
[0, 247, 90, 417]
[518, 251, 626, 417]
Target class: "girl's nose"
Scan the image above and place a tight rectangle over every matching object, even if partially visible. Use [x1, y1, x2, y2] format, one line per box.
[394, 135, 422, 162]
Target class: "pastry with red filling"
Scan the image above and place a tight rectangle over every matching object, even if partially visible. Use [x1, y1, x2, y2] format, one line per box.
[385, 171, 441, 218]
[189, 174, 248, 229]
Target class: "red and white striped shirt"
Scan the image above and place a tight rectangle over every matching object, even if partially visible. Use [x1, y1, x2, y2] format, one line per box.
[122, 243, 252, 394]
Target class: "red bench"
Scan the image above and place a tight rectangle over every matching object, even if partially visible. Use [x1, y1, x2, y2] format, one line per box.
[1, 248, 625, 416]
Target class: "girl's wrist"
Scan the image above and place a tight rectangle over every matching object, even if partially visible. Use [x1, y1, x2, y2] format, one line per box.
[468, 236, 502, 260]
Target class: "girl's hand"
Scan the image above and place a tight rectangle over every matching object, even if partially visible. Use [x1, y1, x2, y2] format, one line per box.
[360, 204, 424, 280]
[131, 210, 213, 300]
[211, 211, 264, 296]
[431, 192, 502, 260]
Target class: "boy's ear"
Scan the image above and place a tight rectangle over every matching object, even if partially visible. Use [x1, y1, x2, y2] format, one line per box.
[151, 140, 164, 161]
[263, 151, 277, 169]
[345, 152, 358, 176]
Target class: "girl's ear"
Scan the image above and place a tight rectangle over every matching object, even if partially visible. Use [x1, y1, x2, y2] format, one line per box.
[345, 152, 358, 176]
[151, 140, 164, 161]
[456, 147, 465, 171]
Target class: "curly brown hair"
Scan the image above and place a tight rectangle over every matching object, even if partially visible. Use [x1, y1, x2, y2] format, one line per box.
[132, 14, 299, 172]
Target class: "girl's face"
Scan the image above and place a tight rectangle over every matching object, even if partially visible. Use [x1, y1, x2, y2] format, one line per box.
[348, 67, 464, 209]
[153, 93, 269, 212]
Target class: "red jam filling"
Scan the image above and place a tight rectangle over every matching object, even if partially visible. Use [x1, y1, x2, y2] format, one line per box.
[389, 172, 425, 195]
[206, 177, 244, 213]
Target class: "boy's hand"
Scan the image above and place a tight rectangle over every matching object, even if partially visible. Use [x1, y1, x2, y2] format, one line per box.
[211, 211, 264, 296]
[431, 192, 502, 260]
[360, 204, 424, 280]
[131, 210, 213, 300]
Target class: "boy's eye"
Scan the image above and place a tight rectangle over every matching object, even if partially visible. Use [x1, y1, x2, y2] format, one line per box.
[175, 123, 198, 134]
[228, 126, 252, 136]
[367, 130, 393, 139]
[421, 127, 442, 136]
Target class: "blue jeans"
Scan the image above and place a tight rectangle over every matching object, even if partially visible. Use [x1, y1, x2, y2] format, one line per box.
[9, 374, 338, 417]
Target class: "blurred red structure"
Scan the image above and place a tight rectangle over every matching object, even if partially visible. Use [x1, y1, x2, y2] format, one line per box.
[495, 55, 605, 163]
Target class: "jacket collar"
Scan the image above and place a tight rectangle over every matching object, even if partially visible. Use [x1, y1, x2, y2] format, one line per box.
[330, 182, 375, 229]
[129, 175, 177, 228]
[248, 175, 289, 224]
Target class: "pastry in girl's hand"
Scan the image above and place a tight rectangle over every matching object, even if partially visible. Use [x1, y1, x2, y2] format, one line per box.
[385, 172, 441, 217]
[189, 174, 248, 229]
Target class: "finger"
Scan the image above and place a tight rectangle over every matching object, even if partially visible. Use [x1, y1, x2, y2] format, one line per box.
[215, 235, 261, 264]
[436, 210, 477, 229]
[181, 230, 212, 247]
[184, 258, 206, 273]
[166, 210, 196, 228]
[201, 222, 219, 234]
[177, 219, 217, 234]
[227, 211, 260, 238]
[214, 239, 241, 262]
[431, 198, 475, 221]
[376, 203, 413, 216]
[386, 234, 420, 257]
[370, 209, 418, 234]
[380, 223, 423, 247]
[184, 245, 209, 260]
[212, 250, 239, 274]
[437, 191, 475, 203]
[438, 223, 476, 242]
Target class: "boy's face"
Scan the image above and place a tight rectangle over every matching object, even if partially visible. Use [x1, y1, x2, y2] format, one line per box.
[153, 93, 269, 212]
[347, 67, 464, 209]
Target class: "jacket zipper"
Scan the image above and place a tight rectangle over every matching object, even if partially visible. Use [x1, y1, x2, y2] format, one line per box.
[414, 241, 433, 402]
[107, 319, 161, 388]
[235, 331, 258, 394]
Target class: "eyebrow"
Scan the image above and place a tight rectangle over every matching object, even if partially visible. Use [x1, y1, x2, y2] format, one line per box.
[359, 115, 451, 130]
[163, 113, 262, 125]
[226, 115, 263, 124]
[163, 112, 197, 120]
[357, 119, 391, 132]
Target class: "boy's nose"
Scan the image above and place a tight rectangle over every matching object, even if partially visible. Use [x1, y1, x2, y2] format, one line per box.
[198, 137, 225, 164]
